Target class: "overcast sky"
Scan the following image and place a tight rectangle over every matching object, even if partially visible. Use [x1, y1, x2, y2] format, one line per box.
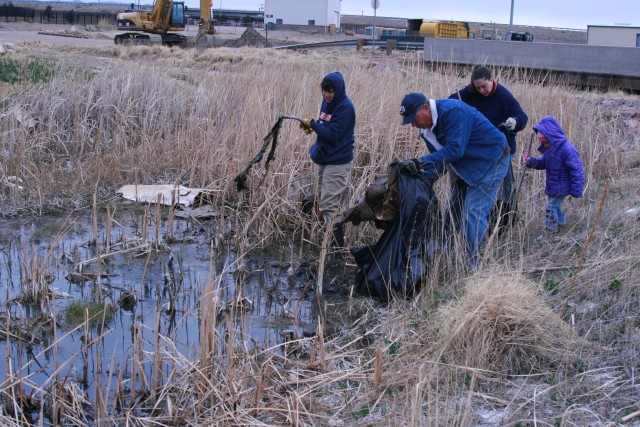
[203, 0, 639, 30]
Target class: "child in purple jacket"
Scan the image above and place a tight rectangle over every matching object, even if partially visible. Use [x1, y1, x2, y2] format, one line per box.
[523, 116, 584, 232]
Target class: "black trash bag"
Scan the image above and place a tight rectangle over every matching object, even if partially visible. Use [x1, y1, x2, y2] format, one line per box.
[350, 167, 438, 303]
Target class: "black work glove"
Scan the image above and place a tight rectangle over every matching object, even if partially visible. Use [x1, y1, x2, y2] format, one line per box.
[399, 158, 423, 175]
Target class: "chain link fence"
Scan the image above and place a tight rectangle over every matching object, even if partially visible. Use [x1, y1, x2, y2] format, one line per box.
[0, 5, 116, 26]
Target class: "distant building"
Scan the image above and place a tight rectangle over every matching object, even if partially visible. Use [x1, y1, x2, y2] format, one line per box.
[587, 25, 640, 47]
[264, 0, 341, 28]
[186, 8, 263, 27]
[365, 27, 406, 40]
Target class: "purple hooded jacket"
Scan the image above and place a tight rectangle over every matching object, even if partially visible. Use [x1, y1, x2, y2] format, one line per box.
[528, 116, 584, 198]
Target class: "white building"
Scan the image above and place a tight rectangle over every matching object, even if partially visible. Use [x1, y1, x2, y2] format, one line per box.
[264, 0, 342, 28]
[587, 25, 640, 47]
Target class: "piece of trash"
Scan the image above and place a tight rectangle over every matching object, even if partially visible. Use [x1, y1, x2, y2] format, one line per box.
[235, 116, 305, 191]
[621, 206, 640, 218]
[117, 184, 213, 207]
[173, 205, 220, 219]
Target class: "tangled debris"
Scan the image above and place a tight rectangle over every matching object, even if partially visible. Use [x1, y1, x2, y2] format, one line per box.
[234, 116, 285, 191]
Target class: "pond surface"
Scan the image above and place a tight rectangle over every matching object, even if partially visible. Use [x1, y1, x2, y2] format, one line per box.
[0, 204, 348, 418]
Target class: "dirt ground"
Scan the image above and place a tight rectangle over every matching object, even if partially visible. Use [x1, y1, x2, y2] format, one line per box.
[0, 27, 112, 47]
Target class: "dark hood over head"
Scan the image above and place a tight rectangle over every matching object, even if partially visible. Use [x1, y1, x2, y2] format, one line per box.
[323, 71, 347, 105]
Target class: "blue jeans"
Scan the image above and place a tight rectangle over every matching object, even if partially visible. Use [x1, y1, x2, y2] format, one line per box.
[546, 195, 567, 231]
[450, 155, 510, 263]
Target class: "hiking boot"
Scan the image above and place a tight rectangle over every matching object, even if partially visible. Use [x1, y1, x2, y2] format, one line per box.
[331, 223, 345, 249]
[327, 251, 345, 268]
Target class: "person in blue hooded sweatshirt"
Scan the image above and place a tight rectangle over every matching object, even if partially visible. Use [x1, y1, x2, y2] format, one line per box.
[300, 71, 356, 252]
[523, 116, 584, 232]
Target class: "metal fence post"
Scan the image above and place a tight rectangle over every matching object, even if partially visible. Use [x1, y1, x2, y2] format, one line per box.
[386, 39, 396, 55]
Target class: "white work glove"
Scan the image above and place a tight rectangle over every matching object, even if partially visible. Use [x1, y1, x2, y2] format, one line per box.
[505, 117, 517, 131]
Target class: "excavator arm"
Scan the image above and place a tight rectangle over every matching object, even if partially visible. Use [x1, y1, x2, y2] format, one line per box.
[195, 0, 216, 49]
[198, 0, 215, 35]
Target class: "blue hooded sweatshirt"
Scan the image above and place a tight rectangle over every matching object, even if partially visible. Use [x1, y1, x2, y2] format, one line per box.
[528, 116, 584, 198]
[309, 71, 356, 165]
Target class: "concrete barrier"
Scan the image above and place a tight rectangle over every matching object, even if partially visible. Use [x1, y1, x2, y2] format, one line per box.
[422, 38, 640, 91]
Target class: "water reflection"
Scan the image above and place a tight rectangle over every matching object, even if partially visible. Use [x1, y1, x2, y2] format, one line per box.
[0, 206, 330, 413]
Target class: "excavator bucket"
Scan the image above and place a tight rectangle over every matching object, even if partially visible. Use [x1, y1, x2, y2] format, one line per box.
[195, 32, 217, 51]
[195, 21, 216, 51]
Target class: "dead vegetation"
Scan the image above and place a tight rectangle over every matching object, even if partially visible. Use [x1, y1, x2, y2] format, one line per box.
[0, 44, 638, 425]
[432, 274, 580, 374]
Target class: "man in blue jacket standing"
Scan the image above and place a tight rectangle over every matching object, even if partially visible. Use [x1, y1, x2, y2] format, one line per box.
[300, 71, 356, 252]
[398, 93, 509, 266]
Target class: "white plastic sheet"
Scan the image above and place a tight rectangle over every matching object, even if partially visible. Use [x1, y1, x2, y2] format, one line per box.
[117, 185, 202, 207]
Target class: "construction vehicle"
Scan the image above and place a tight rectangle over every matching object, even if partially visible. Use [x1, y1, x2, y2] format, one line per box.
[114, 0, 215, 48]
[478, 28, 500, 40]
[419, 21, 470, 39]
[508, 31, 534, 42]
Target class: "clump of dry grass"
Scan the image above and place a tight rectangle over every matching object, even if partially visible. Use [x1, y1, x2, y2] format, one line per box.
[432, 273, 578, 375]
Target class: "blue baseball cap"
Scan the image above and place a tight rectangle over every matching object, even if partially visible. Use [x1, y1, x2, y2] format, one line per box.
[400, 92, 426, 125]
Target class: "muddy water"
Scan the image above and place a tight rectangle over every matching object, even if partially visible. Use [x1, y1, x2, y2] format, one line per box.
[0, 205, 342, 409]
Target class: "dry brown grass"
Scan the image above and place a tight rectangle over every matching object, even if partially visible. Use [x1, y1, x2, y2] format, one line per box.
[432, 273, 579, 374]
[0, 44, 639, 425]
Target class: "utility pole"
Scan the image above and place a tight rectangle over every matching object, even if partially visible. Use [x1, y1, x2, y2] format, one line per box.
[507, 0, 514, 40]
[371, 0, 379, 50]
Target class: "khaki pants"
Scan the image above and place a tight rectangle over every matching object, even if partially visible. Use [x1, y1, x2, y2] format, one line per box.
[317, 162, 352, 222]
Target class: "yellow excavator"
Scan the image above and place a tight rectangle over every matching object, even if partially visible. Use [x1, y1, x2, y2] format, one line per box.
[114, 0, 216, 48]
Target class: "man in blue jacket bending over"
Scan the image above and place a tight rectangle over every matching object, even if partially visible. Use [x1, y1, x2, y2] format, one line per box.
[398, 92, 509, 266]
